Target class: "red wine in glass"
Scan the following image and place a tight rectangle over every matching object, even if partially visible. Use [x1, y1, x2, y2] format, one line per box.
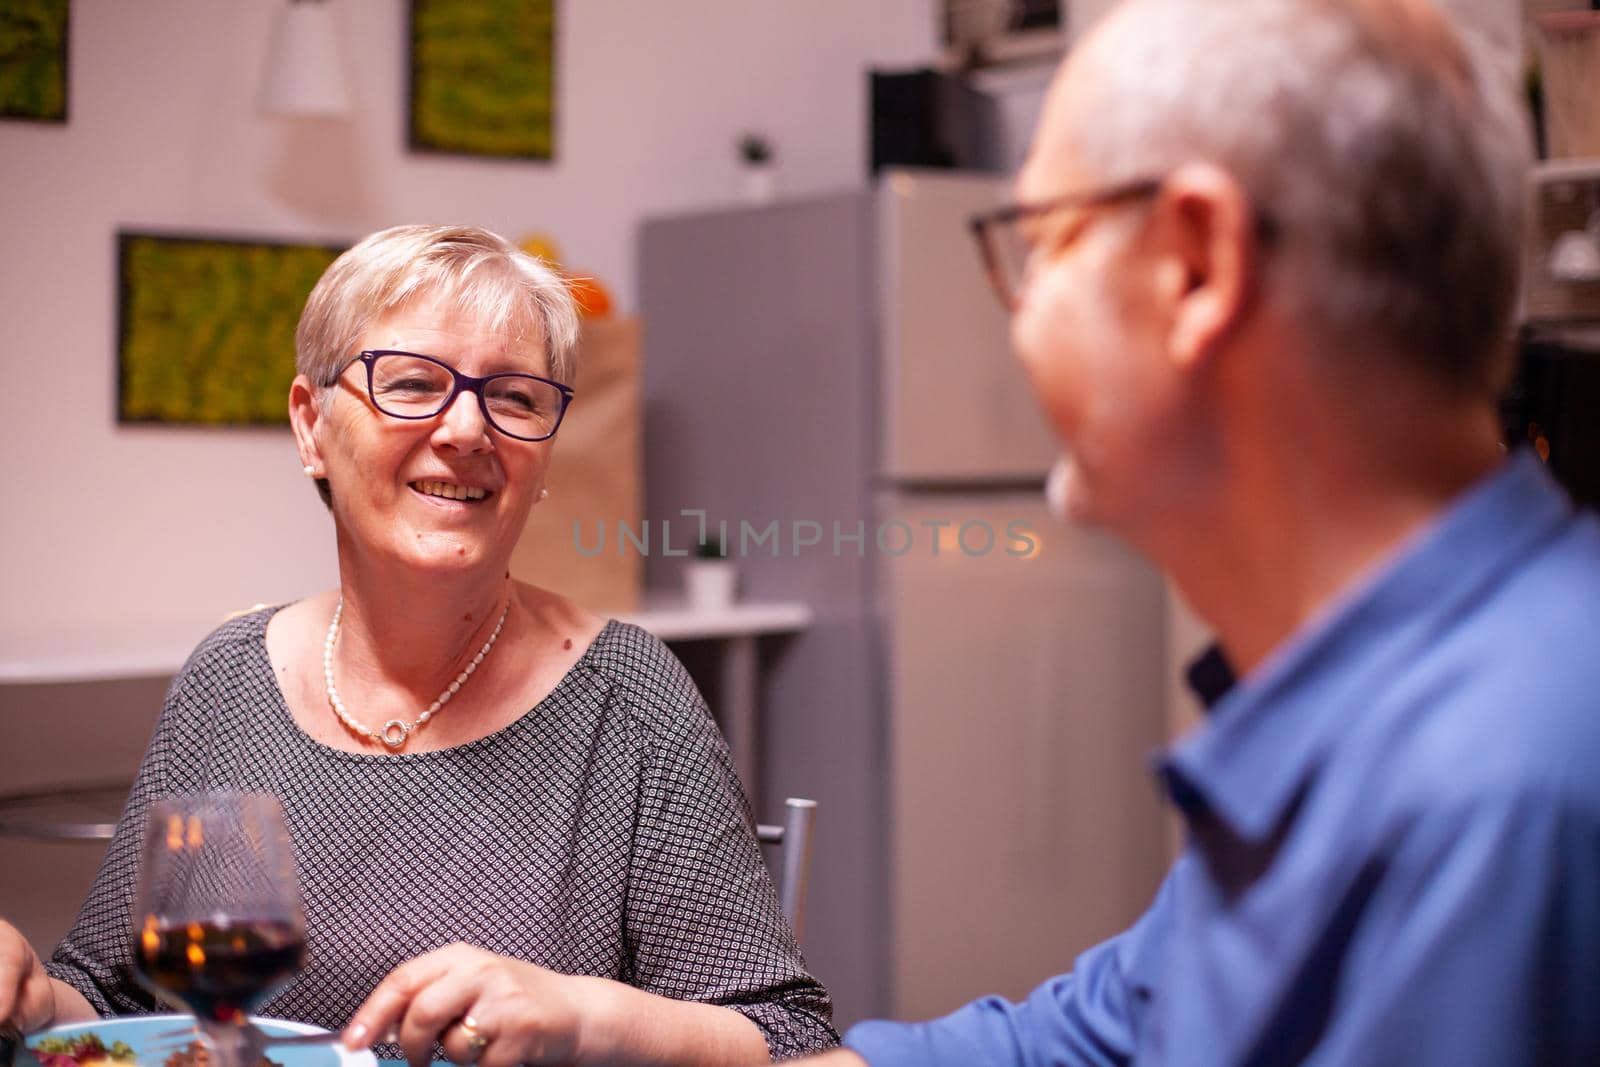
[132, 793, 305, 1060]
[135, 916, 306, 1024]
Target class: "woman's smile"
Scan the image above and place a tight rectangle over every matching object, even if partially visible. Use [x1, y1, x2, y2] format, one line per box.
[409, 478, 494, 504]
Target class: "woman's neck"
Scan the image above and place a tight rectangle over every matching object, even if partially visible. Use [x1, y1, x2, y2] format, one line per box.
[329, 550, 515, 702]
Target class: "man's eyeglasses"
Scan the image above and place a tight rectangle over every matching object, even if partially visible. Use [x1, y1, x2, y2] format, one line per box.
[341, 350, 574, 442]
[968, 178, 1164, 311]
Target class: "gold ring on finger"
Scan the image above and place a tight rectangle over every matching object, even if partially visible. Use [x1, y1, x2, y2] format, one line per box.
[458, 1015, 489, 1057]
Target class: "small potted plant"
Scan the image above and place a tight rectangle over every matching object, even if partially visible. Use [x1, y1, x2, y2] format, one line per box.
[737, 132, 778, 205]
[685, 533, 739, 611]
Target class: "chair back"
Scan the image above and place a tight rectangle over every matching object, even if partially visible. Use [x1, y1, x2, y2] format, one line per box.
[756, 797, 817, 943]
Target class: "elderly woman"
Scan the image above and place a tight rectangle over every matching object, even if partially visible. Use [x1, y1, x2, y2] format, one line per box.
[0, 225, 835, 1064]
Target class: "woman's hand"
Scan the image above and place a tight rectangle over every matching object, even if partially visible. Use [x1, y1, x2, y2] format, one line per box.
[343, 943, 769, 1067]
[0, 920, 61, 1032]
[344, 945, 585, 1067]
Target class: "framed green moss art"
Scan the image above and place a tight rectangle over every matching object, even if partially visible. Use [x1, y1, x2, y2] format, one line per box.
[408, 0, 555, 160]
[117, 232, 345, 426]
[0, 0, 69, 123]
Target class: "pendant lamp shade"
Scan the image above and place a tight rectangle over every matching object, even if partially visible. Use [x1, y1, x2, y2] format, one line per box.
[259, 0, 351, 117]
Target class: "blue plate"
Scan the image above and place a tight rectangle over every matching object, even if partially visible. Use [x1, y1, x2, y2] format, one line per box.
[27, 1015, 376, 1067]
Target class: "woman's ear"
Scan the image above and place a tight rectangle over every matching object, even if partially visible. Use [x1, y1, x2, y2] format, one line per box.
[288, 375, 326, 475]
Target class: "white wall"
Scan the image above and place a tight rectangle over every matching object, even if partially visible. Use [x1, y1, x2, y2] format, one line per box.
[0, 1, 937, 663]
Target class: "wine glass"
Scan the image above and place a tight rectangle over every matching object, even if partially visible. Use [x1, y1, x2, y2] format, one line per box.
[131, 793, 306, 1065]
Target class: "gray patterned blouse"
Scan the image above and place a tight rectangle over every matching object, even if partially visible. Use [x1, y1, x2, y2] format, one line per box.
[45, 608, 836, 1061]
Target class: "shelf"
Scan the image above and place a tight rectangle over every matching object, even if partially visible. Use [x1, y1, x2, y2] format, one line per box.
[1522, 322, 1600, 352]
[619, 591, 813, 642]
[0, 594, 813, 685]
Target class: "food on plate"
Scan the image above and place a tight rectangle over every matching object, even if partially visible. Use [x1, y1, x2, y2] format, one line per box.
[29, 1033, 283, 1067]
[29, 1033, 135, 1067]
[158, 1041, 282, 1067]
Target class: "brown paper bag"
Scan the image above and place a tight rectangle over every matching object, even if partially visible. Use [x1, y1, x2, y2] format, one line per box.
[1539, 13, 1600, 158]
[510, 315, 641, 613]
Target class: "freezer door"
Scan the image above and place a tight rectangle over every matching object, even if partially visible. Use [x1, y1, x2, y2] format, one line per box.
[878, 169, 1060, 481]
[881, 492, 1172, 1020]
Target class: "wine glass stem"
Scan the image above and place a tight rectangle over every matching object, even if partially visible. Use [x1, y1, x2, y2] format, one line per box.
[197, 1020, 253, 1067]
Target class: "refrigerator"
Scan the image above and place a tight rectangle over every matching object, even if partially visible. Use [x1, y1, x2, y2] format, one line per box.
[638, 170, 1172, 1026]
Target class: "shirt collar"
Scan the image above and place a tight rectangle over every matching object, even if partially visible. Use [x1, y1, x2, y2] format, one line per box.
[1159, 450, 1574, 843]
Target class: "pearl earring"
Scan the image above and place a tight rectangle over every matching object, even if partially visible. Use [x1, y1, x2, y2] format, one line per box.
[539, 488, 549, 501]
[303, 465, 318, 478]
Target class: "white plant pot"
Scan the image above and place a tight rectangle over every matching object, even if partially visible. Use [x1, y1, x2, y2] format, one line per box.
[685, 559, 739, 611]
[740, 164, 777, 205]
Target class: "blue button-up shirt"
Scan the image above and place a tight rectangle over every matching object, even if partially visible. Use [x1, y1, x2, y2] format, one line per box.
[846, 452, 1600, 1065]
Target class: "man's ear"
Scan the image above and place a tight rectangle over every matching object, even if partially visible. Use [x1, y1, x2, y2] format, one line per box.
[1152, 162, 1262, 370]
[288, 375, 326, 474]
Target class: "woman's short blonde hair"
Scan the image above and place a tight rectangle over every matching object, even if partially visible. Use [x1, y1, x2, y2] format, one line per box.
[295, 223, 580, 388]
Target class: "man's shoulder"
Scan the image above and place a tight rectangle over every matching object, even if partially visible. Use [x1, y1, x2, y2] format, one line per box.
[1364, 520, 1600, 818]
[1437, 503, 1600, 723]
[1496, 499, 1600, 623]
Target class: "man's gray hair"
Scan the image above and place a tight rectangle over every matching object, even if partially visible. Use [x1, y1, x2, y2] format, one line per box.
[1067, 0, 1531, 394]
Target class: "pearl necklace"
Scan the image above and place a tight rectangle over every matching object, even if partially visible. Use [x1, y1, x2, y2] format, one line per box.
[322, 596, 510, 750]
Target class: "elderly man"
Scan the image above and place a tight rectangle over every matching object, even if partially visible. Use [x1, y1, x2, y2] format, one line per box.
[796, 0, 1600, 1064]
